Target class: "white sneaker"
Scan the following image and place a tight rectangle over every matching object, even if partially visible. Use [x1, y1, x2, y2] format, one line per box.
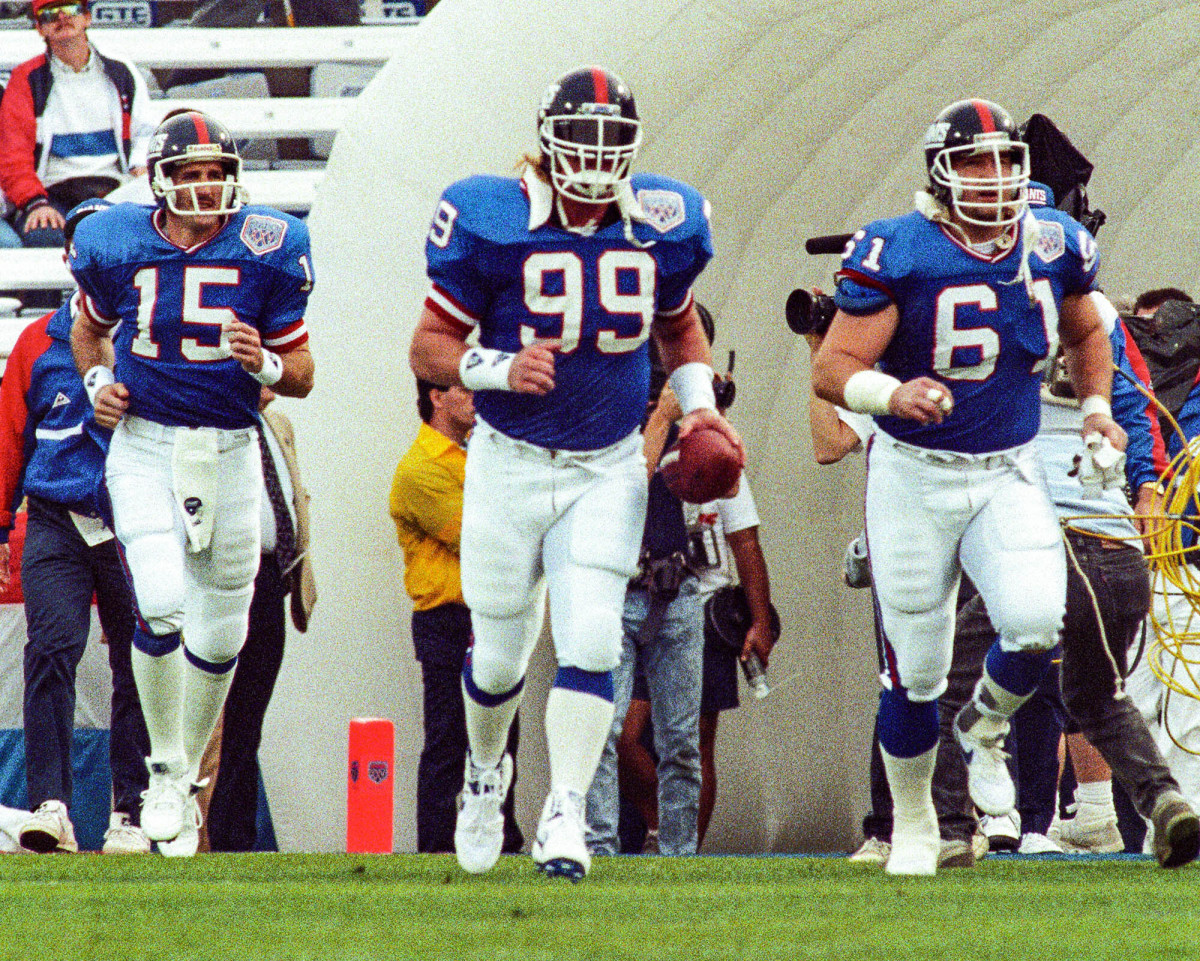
[532, 787, 591, 881]
[980, 812, 1021, 853]
[454, 752, 513, 875]
[847, 837, 891, 864]
[158, 794, 201, 858]
[1056, 815, 1123, 853]
[18, 800, 77, 853]
[141, 757, 191, 843]
[102, 812, 151, 855]
[953, 714, 1016, 816]
[1019, 832, 1064, 854]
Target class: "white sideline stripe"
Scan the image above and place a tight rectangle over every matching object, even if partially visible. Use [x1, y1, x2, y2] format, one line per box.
[35, 424, 84, 441]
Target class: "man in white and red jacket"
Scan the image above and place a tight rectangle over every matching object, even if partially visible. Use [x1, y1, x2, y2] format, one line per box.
[0, 0, 154, 248]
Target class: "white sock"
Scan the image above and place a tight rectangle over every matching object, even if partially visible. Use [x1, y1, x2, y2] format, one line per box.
[881, 746, 938, 836]
[463, 678, 523, 770]
[131, 646, 186, 763]
[181, 659, 236, 782]
[1075, 780, 1116, 818]
[544, 687, 614, 794]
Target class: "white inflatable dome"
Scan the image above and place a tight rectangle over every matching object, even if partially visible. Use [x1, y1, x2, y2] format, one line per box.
[262, 0, 1200, 851]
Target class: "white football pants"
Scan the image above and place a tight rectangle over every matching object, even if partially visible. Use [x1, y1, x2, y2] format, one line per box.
[460, 419, 647, 693]
[107, 415, 261, 663]
[866, 432, 1066, 702]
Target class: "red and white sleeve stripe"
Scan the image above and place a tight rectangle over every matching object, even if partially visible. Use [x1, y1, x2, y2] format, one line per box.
[425, 284, 478, 336]
[73, 290, 119, 330]
[264, 319, 309, 352]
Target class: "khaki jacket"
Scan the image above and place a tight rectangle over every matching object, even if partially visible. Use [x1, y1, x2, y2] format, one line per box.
[262, 405, 316, 632]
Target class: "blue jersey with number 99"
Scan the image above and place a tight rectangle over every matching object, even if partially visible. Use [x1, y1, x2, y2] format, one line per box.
[833, 208, 1099, 454]
[423, 169, 713, 451]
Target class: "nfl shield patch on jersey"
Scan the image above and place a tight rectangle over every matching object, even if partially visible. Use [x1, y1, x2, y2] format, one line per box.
[240, 214, 288, 256]
[637, 189, 686, 234]
[1033, 221, 1065, 263]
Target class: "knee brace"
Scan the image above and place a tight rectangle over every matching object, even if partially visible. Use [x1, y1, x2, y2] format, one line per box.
[182, 584, 253, 664]
[123, 532, 186, 635]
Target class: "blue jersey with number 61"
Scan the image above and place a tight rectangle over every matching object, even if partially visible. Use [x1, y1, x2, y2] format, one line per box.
[68, 202, 313, 430]
[423, 168, 713, 451]
[833, 208, 1099, 454]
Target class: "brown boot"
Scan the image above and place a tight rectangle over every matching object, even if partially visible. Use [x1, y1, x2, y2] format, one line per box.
[1151, 792, 1200, 868]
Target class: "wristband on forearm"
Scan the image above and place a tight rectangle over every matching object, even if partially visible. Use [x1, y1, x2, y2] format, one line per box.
[251, 349, 283, 386]
[83, 365, 115, 406]
[459, 346, 515, 391]
[1080, 394, 1112, 420]
[669, 361, 717, 414]
[843, 370, 902, 416]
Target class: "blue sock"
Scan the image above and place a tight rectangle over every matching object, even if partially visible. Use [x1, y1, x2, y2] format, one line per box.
[877, 687, 939, 759]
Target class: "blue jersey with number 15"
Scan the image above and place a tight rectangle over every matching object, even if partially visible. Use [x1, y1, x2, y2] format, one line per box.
[423, 170, 713, 451]
[834, 208, 1099, 454]
[69, 202, 313, 431]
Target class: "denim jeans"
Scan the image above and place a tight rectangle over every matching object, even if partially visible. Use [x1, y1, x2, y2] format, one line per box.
[586, 580, 704, 856]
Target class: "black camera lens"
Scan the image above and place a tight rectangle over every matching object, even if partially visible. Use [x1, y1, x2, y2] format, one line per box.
[785, 289, 838, 336]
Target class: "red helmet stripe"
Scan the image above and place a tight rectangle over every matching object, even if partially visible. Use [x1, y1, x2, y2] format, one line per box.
[190, 112, 211, 145]
[971, 99, 996, 133]
[591, 67, 610, 104]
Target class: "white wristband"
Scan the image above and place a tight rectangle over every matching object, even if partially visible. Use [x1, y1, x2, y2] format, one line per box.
[459, 346, 516, 391]
[251, 349, 283, 386]
[843, 370, 902, 416]
[1080, 394, 1111, 420]
[83, 365, 115, 406]
[669, 362, 717, 414]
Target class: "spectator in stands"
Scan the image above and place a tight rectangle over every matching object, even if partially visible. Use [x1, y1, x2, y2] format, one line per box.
[0, 0, 154, 249]
[205, 385, 316, 852]
[0, 199, 150, 855]
[390, 379, 523, 856]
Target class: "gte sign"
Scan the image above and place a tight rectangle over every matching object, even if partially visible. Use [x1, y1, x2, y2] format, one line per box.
[89, 0, 153, 26]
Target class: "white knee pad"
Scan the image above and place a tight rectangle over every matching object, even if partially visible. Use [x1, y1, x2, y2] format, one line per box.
[183, 584, 253, 664]
[877, 603, 955, 701]
[123, 531, 186, 634]
[469, 608, 542, 695]
[546, 565, 627, 674]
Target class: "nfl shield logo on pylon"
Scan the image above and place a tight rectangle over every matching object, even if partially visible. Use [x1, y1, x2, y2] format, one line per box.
[349, 760, 359, 783]
[240, 214, 288, 255]
[368, 761, 389, 784]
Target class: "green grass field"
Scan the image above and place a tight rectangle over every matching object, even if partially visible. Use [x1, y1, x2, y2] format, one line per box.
[3, 853, 1198, 961]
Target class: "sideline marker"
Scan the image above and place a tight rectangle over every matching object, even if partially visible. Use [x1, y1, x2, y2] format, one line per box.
[347, 717, 394, 853]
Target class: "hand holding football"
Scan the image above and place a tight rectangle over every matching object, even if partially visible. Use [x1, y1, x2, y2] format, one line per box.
[660, 425, 744, 503]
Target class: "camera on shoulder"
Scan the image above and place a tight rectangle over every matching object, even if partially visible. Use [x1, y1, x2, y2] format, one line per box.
[785, 288, 838, 337]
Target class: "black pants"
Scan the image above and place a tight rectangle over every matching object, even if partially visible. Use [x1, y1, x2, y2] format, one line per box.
[207, 553, 288, 852]
[22, 497, 148, 817]
[412, 603, 522, 854]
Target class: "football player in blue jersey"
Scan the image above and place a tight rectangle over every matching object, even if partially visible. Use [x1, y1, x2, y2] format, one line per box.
[67, 110, 315, 856]
[409, 65, 740, 879]
[812, 99, 1125, 875]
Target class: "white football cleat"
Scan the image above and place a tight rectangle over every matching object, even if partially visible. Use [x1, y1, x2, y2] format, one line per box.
[158, 794, 202, 858]
[18, 800, 77, 854]
[532, 787, 591, 881]
[885, 809, 938, 877]
[141, 757, 191, 843]
[102, 812, 152, 855]
[953, 712, 1016, 816]
[454, 752, 513, 874]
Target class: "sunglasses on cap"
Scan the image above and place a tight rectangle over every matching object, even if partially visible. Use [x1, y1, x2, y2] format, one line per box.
[35, 2, 86, 24]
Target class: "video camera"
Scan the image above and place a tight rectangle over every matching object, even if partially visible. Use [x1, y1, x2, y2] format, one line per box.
[785, 288, 838, 337]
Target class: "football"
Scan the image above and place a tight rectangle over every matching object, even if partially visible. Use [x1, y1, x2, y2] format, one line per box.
[660, 425, 744, 503]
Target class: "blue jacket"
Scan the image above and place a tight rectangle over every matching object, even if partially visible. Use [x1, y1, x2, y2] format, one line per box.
[0, 301, 110, 542]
